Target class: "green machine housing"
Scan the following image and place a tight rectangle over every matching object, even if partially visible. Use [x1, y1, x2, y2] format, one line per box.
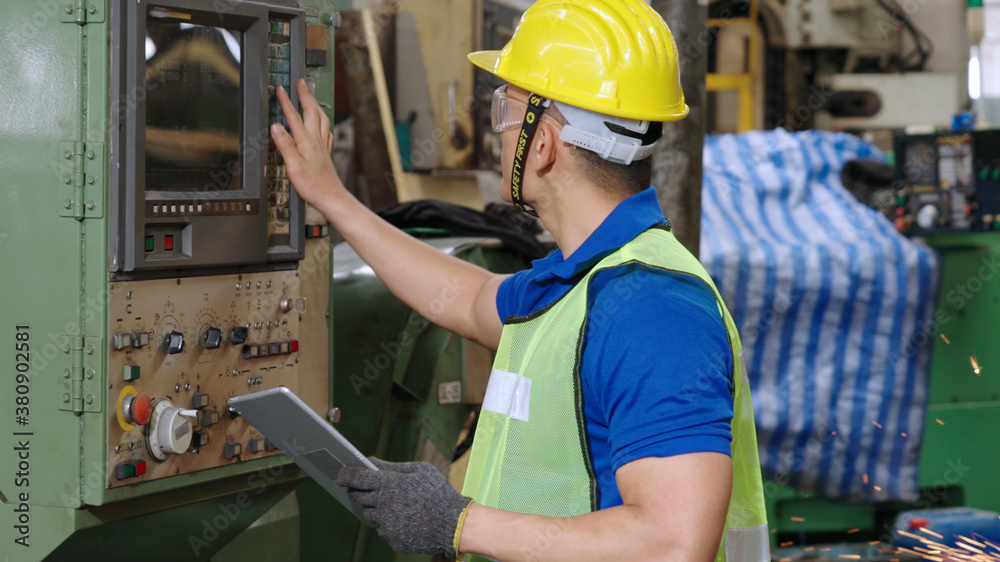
[0, 0, 340, 559]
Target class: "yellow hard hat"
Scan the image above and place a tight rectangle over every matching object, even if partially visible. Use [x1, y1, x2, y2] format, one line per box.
[468, 0, 688, 122]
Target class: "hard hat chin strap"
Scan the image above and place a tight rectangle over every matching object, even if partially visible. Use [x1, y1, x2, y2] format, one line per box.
[509, 93, 549, 218]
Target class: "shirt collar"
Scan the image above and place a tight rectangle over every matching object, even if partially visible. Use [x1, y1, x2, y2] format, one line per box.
[532, 186, 668, 282]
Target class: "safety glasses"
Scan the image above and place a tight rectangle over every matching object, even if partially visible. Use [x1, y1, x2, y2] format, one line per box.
[491, 84, 559, 133]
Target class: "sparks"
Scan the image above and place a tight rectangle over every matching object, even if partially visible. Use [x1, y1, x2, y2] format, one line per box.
[936, 418, 945, 425]
[919, 527, 944, 539]
[780, 541, 793, 547]
[863, 473, 869, 484]
[847, 528, 860, 534]
[941, 334, 950, 344]
[874, 485, 882, 491]
[790, 517, 805, 522]
[971, 355, 982, 375]
[901, 432, 908, 437]
[874, 421, 883, 428]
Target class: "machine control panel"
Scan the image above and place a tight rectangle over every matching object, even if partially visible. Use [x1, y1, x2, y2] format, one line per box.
[889, 130, 1000, 235]
[106, 271, 309, 487]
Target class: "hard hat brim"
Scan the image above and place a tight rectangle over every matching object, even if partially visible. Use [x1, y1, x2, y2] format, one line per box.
[467, 50, 689, 122]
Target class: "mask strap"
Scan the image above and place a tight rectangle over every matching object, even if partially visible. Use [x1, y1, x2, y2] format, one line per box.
[510, 92, 548, 217]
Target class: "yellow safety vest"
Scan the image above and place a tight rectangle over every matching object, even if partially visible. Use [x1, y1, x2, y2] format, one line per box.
[461, 227, 769, 561]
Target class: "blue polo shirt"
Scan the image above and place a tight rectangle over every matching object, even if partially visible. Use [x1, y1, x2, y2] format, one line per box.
[496, 186, 734, 509]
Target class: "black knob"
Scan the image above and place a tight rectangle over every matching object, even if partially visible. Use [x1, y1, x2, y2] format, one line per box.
[229, 326, 249, 345]
[165, 331, 184, 354]
[203, 327, 222, 349]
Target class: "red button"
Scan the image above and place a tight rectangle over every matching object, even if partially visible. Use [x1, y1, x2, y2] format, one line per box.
[135, 461, 146, 476]
[909, 517, 929, 529]
[164, 235, 174, 251]
[896, 207, 905, 217]
[895, 218, 906, 232]
[290, 340, 299, 352]
[132, 393, 153, 426]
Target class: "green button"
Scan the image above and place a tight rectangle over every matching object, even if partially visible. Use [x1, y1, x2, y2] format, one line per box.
[124, 464, 136, 478]
[993, 169, 1000, 180]
[896, 196, 906, 206]
[981, 168, 990, 180]
[144, 236, 154, 252]
[123, 365, 140, 381]
[994, 220, 1000, 230]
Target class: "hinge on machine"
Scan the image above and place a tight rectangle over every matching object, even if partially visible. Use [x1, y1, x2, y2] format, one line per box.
[59, 141, 105, 220]
[58, 335, 104, 414]
[60, 0, 105, 24]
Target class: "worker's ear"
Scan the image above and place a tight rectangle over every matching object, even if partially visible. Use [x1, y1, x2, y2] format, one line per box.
[531, 120, 560, 174]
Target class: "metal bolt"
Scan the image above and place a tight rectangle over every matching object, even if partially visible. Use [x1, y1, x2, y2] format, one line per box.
[64, 344, 71, 353]
[267, 280, 272, 288]
[127, 291, 133, 299]
[64, 150, 72, 159]
[88, 5, 96, 14]
[86, 150, 95, 159]
[63, 369, 71, 379]
[88, 177, 96, 185]
[115, 444, 122, 453]
[175, 384, 181, 393]
[86, 344, 94, 355]
[64, 199, 72, 209]
[62, 393, 71, 403]
[184, 382, 191, 391]
[86, 200, 95, 210]
[64, 175, 72, 184]
[86, 394, 94, 405]
[327, 408, 342, 424]
[86, 369, 95, 379]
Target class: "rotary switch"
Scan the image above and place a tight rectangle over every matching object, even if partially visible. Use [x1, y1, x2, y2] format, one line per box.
[165, 330, 185, 354]
[203, 326, 222, 350]
[229, 325, 249, 345]
[146, 399, 193, 461]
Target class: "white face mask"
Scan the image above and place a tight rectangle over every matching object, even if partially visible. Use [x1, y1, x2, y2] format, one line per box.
[552, 100, 660, 165]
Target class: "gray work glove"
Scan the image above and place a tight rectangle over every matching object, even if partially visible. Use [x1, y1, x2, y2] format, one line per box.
[338, 457, 473, 556]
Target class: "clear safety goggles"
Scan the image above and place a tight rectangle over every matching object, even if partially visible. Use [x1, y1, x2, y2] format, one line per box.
[490, 84, 559, 133]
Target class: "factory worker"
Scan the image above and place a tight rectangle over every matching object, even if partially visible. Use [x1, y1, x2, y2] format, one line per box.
[270, 0, 768, 559]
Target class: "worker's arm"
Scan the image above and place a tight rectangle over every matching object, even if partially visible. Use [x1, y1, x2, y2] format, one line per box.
[459, 452, 732, 561]
[270, 80, 506, 350]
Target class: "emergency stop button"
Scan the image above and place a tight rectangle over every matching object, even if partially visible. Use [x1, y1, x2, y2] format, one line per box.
[122, 393, 153, 426]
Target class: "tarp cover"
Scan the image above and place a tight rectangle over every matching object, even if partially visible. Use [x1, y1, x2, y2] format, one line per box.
[701, 129, 938, 500]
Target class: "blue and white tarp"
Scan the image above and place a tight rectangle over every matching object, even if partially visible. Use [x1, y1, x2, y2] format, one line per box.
[700, 129, 938, 501]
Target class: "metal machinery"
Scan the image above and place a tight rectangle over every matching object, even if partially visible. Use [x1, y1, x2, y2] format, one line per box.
[0, 0, 340, 559]
[707, 0, 967, 133]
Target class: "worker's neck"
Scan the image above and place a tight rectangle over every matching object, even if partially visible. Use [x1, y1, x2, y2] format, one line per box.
[534, 175, 626, 259]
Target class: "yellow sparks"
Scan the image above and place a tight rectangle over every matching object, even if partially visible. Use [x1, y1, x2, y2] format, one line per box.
[790, 517, 805, 522]
[874, 485, 882, 491]
[780, 541, 793, 547]
[959, 535, 986, 547]
[874, 421, 883, 429]
[863, 473, 869, 484]
[847, 528, 861, 534]
[771, 528, 778, 534]
[919, 527, 944, 539]
[869, 540, 881, 545]
[901, 432, 908, 437]
[838, 556, 861, 559]
[971, 355, 982, 375]
[936, 418, 945, 425]
[804, 547, 815, 551]
[941, 334, 950, 344]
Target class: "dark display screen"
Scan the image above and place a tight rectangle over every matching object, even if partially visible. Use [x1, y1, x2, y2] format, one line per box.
[144, 18, 243, 191]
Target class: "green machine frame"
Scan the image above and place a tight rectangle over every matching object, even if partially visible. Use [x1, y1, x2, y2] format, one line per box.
[0, 1, 339, 559]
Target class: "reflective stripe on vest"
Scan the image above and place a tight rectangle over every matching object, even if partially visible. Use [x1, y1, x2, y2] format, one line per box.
[461, 228, 769, 561]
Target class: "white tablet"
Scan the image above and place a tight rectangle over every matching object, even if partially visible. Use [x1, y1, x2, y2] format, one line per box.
[227, 387, 377, 520]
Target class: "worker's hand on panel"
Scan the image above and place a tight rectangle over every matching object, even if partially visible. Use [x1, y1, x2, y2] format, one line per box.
[270, 78, 344, 212]
[338, 457, 472, 556]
